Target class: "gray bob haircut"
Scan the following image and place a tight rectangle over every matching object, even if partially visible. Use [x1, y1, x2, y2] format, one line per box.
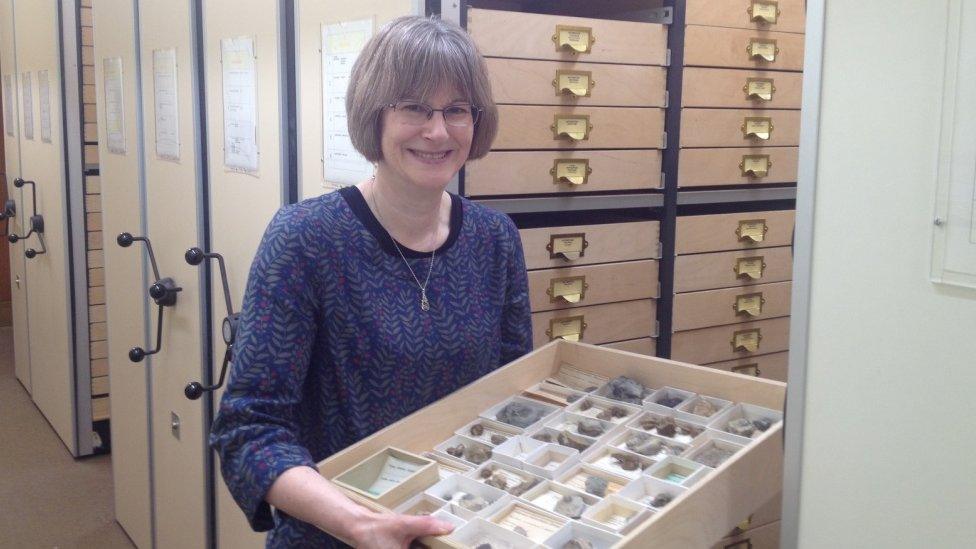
[346, 16, 498, 162]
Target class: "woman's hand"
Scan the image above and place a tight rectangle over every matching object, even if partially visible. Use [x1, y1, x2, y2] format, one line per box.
[351, 511, 455, 549]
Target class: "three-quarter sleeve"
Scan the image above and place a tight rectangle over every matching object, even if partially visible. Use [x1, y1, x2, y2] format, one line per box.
[209, 206, 321, 531]
[499, 217, 533, 365]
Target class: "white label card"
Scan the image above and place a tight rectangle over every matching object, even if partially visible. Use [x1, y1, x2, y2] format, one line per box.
[22, 72, 33, 141]
[38, 70, 52, 143]
[103, 57, 126, 154]
[366, 455, 423, 496]
[3, 75, 14, 137]
[221, 37, 259, 174]
[322, 18, 374, 189]
[153, 48, 180, 161]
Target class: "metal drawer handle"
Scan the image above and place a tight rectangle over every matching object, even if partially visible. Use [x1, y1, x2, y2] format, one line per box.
[7, 179, 47, 259]
[550, 158, 592, 185]
[551, 114, 592, 141]
[552, 25, 595, 54]
[117, 232, 182, 362]
[731, 328, 762, 353]
[748, 0, 780, 25]
[733, 256, 766, 279]
[547, 275, 588, 304]
[739, 154, 772, 178]
[732, 364, 761, 377]
[747, 38, 779, 62]
[546, 315, 586, 342]
[553, 69, 595, 97]
[735, 219, 768, 242]
[183, 247, 239, 400]
[733, 292, 766, 317]
[744, 77, 775, 101]
[547, 232, 588, 261]
[741, 116, 773, 140]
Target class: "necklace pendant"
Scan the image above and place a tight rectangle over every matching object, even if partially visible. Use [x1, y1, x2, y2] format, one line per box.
[420, 291, 430, 311]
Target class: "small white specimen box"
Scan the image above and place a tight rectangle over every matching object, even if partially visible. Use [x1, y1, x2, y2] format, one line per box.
[332, 447, 439, 508]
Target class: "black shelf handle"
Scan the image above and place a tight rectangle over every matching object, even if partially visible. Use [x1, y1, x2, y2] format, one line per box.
[0, 199, 16, 237]
[183, 246, 239, 400]
[8, 179, 45, 258]
[117, 232, 182, 362]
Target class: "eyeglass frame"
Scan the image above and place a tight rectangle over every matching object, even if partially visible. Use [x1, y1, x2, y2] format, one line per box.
[385, 100, 483, 127]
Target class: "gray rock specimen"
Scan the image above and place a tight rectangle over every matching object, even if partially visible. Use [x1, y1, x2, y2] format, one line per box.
[727, 418, 756, 437]
[557, 431, 590, 452]
[596, 409, 613, 421]
[584, 475, 608, 497]
[490, 434, 508, 445]
[464, 445, 492, 465]
[479, 466, 495, 479]
[475, 544, 492, 549]
[603, 376, 646, 404]
[456, 493, 489, 512]
[562, 540, 594, 549]
[752, 417, 773, 432]
[650, 493, 673, 508]
[579, 399, 593, 411]
[484, 471, 508, 490]
[611, 452, 641, 471]
[509, 477, 540, 497]
[446, 443, 465, 458]
[626, 433, 663, 456]
[566, 393, 583, 404]
[691, 398, 716, 417]
[497, 401, 547, 428]
[513, 526, 528, 537]
[576, 418, 606, 437]
[554, 494, 586, 519]
[533, 432, 554, 443]
[469, 423, 485, 437]
[694, 446, 736, 468]
[656, 396, 684, 408]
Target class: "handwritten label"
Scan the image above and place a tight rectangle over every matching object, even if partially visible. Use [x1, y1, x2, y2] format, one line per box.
[734, 256, 766, 279]
[366, 455, 424, 496]
[550, 276, 585, 303]
[550, 362, 608, 391]
[556, 70, 592, 96]
[554, 115, 590, 141]
[735, 293, 764, 316]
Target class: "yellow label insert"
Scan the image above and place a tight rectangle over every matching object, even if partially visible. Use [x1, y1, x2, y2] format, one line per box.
[547, 315, 586, 342]
[731, 329, 762, 353]
[742, 116, 774, 140]
[736, 219, 769, 242]
[748, 0, 780, 24]
[747, 38, 779, 62]
[732, 364, 761, 377]
[550, 158, 592, 185]
[739, 154, 772, 178]
[733, 256, 766, 279]
[547, 275, 587, 304]
[552, 114, 592, 141]
[547, 232, 588, 260]
[734, 292, 766, 317]
[553, 25, 595, 54]
[553, 70, 594, 97]
[744, 77, 776, 101]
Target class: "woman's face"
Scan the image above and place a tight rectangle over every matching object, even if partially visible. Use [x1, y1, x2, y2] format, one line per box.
[378, 82, 474, 194]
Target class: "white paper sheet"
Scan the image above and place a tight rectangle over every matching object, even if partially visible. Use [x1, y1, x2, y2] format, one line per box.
[153, 48, 180, 161]
[321, 19, 374, 189]
[38, 70, 51, 143]
[221, 37, 258, 174]
[103, 57, 126, 154]
[366, 455, 424, 496]
[3, 74, 14, 137]
[21, 72, 33, 141]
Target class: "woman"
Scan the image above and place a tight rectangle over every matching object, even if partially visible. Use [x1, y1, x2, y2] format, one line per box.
[210, 16, 532, 548]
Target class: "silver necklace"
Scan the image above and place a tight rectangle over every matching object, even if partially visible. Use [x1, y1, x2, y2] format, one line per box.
[368, 177, 436, 312]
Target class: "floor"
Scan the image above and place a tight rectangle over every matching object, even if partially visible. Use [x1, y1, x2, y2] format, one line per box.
[0, 327, 135, 548]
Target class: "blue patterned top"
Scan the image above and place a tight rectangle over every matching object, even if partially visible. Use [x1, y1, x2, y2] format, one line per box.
[210, 186, 532, 548]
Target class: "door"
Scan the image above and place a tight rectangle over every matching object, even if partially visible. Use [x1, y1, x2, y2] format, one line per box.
[138, 0, 210, 546]
[0, 0, 30, 393]
[92, 0, 153, 545]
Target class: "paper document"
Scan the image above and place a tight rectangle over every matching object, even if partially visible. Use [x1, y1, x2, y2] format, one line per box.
[21, 72, 33, 141]
[4, 75, 15, 137]
[38, 70, 51, 143]
[153, 48, 180, 161]
[103, 57, 126, 154]
[366, 455, 423, 496]
[221, 37, 259, 174]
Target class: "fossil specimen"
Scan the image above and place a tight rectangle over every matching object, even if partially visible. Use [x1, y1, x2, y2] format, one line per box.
[532, 432, 554, 443]
[455, 492, 489, 512]
[691, 398, 716, 417]
[651, 493, 673, 508]
[603, 376, 647, 404]
[554, 494, 586, 519]
[584, 475, 608, 497]
[469, 423, 485, 437]
[508, 477, 540, 497]
[752, 417, 773, 432]
[566, 393, 583, 404]
[562, 540, 594, 549]
[579, 399, 593, 411]
[611, 452, 642, 471]
[727, 418, 756, 437]
[576, 418, 606, 437]
[446, 443, 465, 458]
[693, 446, 736, 468]
[484, 471, 508, 490]
[626, 433, 663, 456]
[490, 434, 508, 445]
[464, 445, 492, 465]
[557, 431, 589, 452]
[496, 401, 548, 428]
[656, 395, 684, 408]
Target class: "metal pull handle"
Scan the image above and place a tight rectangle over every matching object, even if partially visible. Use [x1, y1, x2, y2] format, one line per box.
[0, 199, 16, 237]
[117, 232, 182, 362]
[8, 179, 47, 258]
[183, 247, 239, 400]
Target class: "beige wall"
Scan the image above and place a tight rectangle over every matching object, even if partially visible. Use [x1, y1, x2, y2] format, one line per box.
[795, 1, 976, 546]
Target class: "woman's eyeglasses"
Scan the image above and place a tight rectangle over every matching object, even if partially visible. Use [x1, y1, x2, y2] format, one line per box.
[387, 100, 482, 127]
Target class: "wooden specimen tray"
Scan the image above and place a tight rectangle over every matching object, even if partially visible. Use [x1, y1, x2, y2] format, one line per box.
[316, 340, 785, 548]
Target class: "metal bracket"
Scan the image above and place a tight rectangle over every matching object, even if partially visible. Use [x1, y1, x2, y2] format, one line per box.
[647, 6, 674, 25]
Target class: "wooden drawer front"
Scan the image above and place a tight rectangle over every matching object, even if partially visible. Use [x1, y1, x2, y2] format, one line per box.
[466, 149, 661, 197]
[680, 108, 801, 148]
[467, 8, 668, 65]
[520, 221, 660, 270]
[684, 25, 805, 71]
[687, 0, 807, 34]
[678, 146, 798, 187]
[495, 105, 665, 150]
[601, 337, 657, 357]
[708, 352, 789, 383]
[682, 68, 803, 109]
[673, 281, 792, 331]
[712, 520, 781, 549]
[528, 260, 659, 312]
[676, 209, 795, 254]
[531, 299, 655, 347]
[487, 58, 667, 107]
[672, 316, 790, 365]
[674, 246, 793, 293]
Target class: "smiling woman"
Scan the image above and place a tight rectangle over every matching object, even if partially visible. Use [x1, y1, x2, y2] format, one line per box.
[209, 15, 531, 549]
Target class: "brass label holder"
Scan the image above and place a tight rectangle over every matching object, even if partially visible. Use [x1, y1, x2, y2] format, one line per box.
[553, 70, 595, 97]
[547, 315, 587, 342]
[748, 0, 780, 24]
[724, 539, 755, 549]
[742, 116, 774, 140]
[733, 256, 767, 279]
[730, 328, 762, 353]
[734, 292, 766, 317]
[736, 218, 769, 242]
[739, 154, 772, 177]
[747, 38, 780, 62]
[547, 275, 588, 304]
[551, 114, 593, 141]
[553, 25, 595, 54]
[550, 158, 592, 186]
[732, 363, 762, 377]
[547, 232, 588, 261]
[744, 77, 776, 101]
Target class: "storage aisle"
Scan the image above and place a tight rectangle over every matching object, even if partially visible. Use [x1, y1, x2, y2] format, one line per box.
[0, 327, 133, 548]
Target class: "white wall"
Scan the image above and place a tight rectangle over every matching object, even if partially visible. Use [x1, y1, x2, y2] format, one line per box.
[795, 1, 976, 546]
